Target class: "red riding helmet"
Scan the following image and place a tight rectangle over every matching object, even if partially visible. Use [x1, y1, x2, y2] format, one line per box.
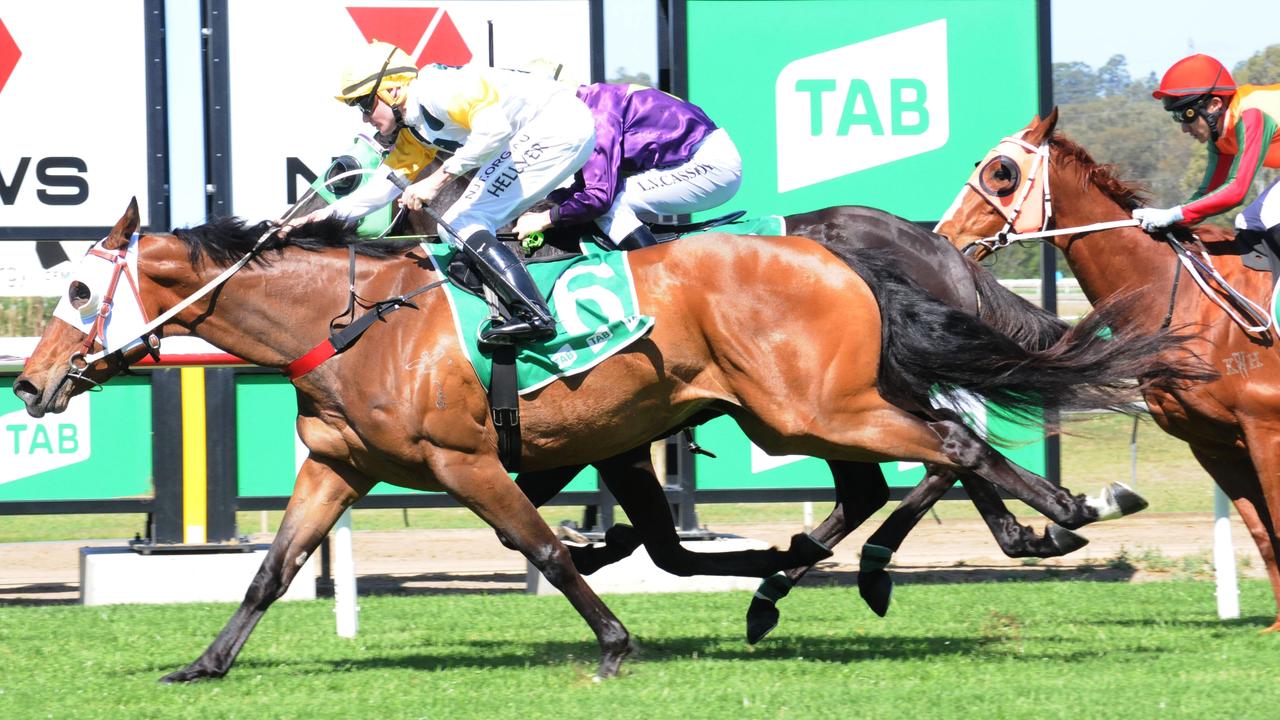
[1152, 54, 1236, 110]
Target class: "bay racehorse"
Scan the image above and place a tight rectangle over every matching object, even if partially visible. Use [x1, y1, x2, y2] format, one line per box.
[372, 187, 1185, 632]
[317, 150, 1120, 584]
[936, 108, 1280, 631]
[15, 200, 1203, 680]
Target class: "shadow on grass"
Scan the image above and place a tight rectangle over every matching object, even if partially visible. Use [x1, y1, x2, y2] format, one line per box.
[0, 563, 1145, 607]
[1087, 615, 1278, 630]
[212, 626, 1175, 678]
[324, 564, 1141, 600]
[0, 582, 79, 606]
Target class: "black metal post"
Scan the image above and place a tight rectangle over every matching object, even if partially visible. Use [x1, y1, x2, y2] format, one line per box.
[204, 368, 238, 541]
[150, 369, 183, 543]
[1036, 0, 1061, 487]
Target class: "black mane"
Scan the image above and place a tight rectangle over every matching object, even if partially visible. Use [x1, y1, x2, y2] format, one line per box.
[171, 216, 420, 268]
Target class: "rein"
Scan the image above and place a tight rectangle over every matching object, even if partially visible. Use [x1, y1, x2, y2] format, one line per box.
[73, 168, 386, 373]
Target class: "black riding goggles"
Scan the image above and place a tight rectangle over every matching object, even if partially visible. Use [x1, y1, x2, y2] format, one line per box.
[1170, 105, 1202, 125]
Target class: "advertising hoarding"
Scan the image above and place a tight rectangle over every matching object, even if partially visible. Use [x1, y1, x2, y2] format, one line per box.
[0, 1, 164, 239]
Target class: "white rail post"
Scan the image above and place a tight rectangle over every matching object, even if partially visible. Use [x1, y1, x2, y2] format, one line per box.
[333, 508, 359, 637]
[1213, 485, 1240, 619]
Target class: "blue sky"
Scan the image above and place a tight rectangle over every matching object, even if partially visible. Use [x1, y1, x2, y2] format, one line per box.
[603, 0, 1277, 82]
[1051, 0, 1275, 79]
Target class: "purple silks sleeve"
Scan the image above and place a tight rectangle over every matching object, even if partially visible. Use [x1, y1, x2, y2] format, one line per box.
[554, 84, 718, 225]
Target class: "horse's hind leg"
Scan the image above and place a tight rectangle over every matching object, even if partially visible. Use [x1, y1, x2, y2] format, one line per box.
[851, 466, 959, 617]
[161, 457, 373, 683]
[928, 417, 1146, 529]
[851, 470, 1090, 618]
[959, 474, 1088, 558]
[746, 461, 888, 644]
[595, 447, 833, 578]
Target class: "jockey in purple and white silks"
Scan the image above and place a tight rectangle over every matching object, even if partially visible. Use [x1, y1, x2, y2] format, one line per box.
[513, 83, 743, 250]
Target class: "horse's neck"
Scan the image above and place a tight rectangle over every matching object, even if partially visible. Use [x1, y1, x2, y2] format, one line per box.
[1051, 180, 1180, 332]
[146, 246, 409, 371]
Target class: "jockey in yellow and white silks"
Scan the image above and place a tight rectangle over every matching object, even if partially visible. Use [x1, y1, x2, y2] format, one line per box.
[291, 41, 596, 344]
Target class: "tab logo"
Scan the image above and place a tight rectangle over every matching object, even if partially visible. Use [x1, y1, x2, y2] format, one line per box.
[775, 19, 949, 192]
[0, 396, 91, 486]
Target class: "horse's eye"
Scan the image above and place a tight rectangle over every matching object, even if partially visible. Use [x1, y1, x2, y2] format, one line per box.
[978, 156, 1021, 198]
[69, 281, 92, 309]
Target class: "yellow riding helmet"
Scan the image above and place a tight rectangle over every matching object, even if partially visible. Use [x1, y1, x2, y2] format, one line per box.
[335, 41, 418, 107]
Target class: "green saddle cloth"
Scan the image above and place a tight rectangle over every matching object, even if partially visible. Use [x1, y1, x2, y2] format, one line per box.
[691, 214, 786, 237]
[425, 242, 655, 395]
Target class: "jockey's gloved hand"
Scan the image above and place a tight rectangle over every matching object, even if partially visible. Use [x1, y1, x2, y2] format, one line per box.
[1132, 205, 1184, 232]
[515, 210, 553, 240]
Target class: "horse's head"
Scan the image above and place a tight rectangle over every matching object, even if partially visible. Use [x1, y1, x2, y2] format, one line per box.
[934, 108, 1060, 260]
[13, 198, 158, 417]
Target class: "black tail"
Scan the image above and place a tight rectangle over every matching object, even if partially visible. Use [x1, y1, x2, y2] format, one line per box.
[830, 249, 1215, 428]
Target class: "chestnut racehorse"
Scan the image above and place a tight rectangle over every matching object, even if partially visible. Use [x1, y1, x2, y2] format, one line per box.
[16, 199, 1200, 680]
[937, 108, 1280, 631]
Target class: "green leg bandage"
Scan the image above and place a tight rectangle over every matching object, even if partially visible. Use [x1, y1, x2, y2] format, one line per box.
[753, 572, 793, 603]
[860, 544, 894, 573]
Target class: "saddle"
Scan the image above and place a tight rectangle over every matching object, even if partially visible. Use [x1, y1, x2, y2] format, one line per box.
[1233, 228, 1280, 286]
[432, 209, 745, 471]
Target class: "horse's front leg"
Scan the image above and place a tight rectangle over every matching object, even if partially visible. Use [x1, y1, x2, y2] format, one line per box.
[746, 460, 887, 644]
[594, 446, 833, 578]
[1192, 444, 1280, 632]
[161, 456, 373, 683]
[439, 451, 634, 679]
[512, 452, 653, 576]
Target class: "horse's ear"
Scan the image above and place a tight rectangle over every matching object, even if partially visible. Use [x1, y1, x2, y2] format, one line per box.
[103, 197, 141, 249]
[1024, 107, 1060, 145]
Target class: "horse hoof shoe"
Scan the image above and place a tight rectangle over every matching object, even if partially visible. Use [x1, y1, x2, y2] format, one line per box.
[858, 570, 894, 617]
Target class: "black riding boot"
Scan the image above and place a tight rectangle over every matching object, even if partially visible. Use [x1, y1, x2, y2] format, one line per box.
[617, 224, 658, 251]
[461, 230, 557, 344]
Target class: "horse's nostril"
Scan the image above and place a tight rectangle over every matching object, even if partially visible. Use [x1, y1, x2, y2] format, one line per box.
[13, 378, 38, 401]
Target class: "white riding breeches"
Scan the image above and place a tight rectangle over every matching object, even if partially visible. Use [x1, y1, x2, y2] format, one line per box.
[1237, 175, 1280, 232]
[594, 128, 743, 242]
[441, 92, 596, 244]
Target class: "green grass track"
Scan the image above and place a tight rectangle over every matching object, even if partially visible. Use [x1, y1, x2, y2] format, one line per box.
[2, 580, 1278, 719]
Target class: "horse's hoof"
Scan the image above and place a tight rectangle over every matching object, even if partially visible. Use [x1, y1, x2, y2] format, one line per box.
[1109, 482, 1149, 516]
[160, 665, 217, 684]
[858, 569, 894, 617]
[790, 532, 834, 566]
[746, 596, 780, 645]
[1046, 524, 1089, 555]
[604, 523, 643, 554]
[1087, 482, 1149, 521]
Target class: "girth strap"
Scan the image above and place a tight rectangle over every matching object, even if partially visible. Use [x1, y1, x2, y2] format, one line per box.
[490, 344, 522, 472]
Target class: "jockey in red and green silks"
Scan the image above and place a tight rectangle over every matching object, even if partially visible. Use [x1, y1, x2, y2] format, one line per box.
[1134, 54, 1280, 239]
